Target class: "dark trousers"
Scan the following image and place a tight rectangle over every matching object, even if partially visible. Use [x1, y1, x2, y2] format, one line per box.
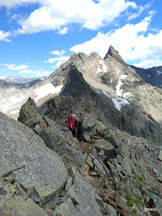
[72, 130, 76, 137]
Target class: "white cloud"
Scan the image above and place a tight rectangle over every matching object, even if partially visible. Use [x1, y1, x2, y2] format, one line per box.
[58, 27, 68, 35]
[7, 64, 15, 70]
[7, 64, 28, 70]
[0, 0, 38, 8]
[127, 2, 152, 20]
[11, 0, 138, 34]
[46, 49, 69, 69]
[2, 63, 51, 77]
[0, 31, 11, 42]
[0, 76, 6, 80]
[128, 7, 145, 20]
[50, 50, 65, 56]
[46, 56, 70, 67]
[20, 68, 52, 77]
[32, 70, 52, 77]
[20, 69, 33, 73]
[70, 15, 151, 56]
[70, 15, 162, 68]
[134, 59, 162, 68]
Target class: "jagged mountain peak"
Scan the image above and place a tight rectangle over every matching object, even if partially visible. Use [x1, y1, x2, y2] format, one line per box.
[49, 48, 162, 146]
[104, 45, 126, 65]
[69, 51, 101, 68]
[89, 52, 100, 58]
[70, 52, 89, 64]
[106, 45, 117, 55]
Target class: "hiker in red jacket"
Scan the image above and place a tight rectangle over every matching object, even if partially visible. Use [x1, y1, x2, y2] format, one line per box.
[68, 114, 79, 137]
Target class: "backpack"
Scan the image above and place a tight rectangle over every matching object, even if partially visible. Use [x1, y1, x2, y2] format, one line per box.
[68, 116, 76, 131]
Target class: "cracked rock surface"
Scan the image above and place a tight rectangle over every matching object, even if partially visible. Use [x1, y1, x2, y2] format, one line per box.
[0, 111, 67, 205]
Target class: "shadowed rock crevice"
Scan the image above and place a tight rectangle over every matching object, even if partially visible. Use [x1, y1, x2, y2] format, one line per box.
[60, 64, 97, 99]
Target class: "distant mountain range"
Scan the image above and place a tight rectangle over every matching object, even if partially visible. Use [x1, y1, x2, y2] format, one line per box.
[0, 75, 45, 84]
[131, 65, 162, 88]
[0, 76, 46, 88]
[1, 63, 162, 89]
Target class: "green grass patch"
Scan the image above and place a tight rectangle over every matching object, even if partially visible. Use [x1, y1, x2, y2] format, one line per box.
[134, 195, 145, 208]
[125, 194, 134, 207]
[125, 194, 145, 208]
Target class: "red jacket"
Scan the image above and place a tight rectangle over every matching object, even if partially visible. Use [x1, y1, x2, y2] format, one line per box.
[68, 116, 76, 131]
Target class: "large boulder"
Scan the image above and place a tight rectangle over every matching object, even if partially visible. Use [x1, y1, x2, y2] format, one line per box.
[37, 126, 66, 154]
[18, 97, 83, 162]
[18, 97, 46, 128]
[0, 111, 68, 204]
[81, 113, 106, 135]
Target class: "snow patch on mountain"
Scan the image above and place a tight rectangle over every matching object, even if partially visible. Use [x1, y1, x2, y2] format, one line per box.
[157, 70, 162, 75]
[96, 66, 102, 73]
[0, 82, 63, 119]
[112, 98, 129, 111]
[123, 92, 132, 99]
[0, 91, 26, 115]
[34, 83, 63, 102]
[99, 60, 107, 72]
[116, 75, 127, 97]
[103, 90, 111, 97]
[116, 75, 132, 98]
[106, 75, 132, 111]
[96, 60, 107, 73]
[103, 90, 130, 111]
[10, 110, 20, 115]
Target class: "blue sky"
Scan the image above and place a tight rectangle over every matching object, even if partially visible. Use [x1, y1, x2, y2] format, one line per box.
[0, 0, 162, 78]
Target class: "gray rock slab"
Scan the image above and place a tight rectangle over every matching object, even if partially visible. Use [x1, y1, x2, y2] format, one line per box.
[158, 149, 162, 161]
[0, 196, 48, 216]
[0, 112, 67, 201]
[53, 167, 103, 216]
[53, 198, 80, 216]
[67, 167, 102, 216]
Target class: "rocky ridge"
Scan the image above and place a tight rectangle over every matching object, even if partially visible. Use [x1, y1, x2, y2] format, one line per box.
[1, 46, 162, 215]
[1, 45, 162, 127]
[16, 95, 162, 216]
[42, 46, 162, 146]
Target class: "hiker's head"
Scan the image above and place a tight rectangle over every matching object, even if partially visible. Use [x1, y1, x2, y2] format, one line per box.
[72, 114, 76, 117]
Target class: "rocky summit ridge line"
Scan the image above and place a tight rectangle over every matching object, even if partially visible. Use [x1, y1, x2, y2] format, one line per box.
[0, 45, 162, 123]
[45, 46, 162, 146]
[104, 45, 127, 66]
[0, 46, 162, 215]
